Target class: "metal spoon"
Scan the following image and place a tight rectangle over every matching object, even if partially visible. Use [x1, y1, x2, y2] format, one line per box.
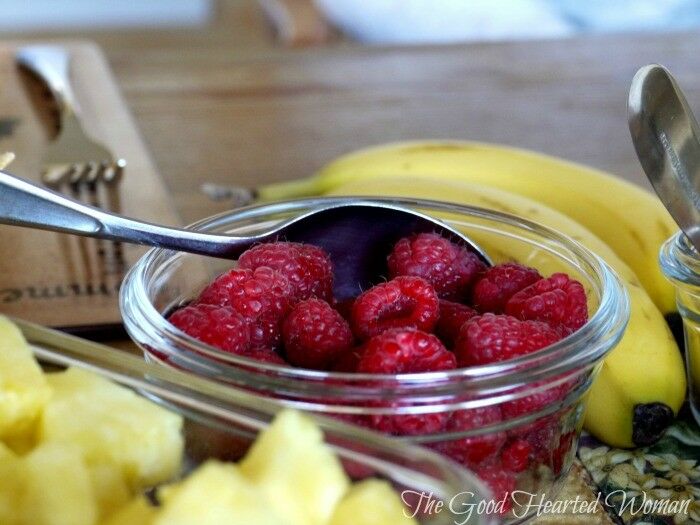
[0, 169, 490, 298]
[629, 64, 700, 251]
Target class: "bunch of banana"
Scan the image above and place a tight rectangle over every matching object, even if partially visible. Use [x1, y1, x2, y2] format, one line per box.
[254, 141, 678, 316]
[233, 141, 687, 448]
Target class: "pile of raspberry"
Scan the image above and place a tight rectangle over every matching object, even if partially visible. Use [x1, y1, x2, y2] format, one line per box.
[167, 233, 587, 501]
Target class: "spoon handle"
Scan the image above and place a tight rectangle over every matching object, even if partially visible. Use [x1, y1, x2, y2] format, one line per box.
[0, 170, 249, 257]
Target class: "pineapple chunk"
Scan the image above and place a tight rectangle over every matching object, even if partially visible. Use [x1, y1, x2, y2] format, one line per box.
[101, 497, 157, 525]
[154, 461, 291, 525]
[3, 431, 35, 455]
[329, 479, 419, 525]
[0, 442, 23, 525]
[89, 463, 131, 520]
[0, 316, 51, 439]
[240, 410, 350, 525]
[20, 442, 97, 525]
[0, 440, 15, 459]
[39, 367, 184, 490]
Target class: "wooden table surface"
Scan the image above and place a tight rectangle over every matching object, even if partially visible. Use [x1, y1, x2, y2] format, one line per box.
[96, 29, 699, 225]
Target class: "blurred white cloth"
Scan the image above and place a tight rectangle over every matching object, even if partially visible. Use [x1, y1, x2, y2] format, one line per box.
[0, 0, 211, 30]
[314, 0, 574, 44]
[556, 0, 700, 31]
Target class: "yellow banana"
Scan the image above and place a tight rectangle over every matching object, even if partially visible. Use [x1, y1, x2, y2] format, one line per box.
[256, 141, 677, 314]
[326, 177, 686, 448]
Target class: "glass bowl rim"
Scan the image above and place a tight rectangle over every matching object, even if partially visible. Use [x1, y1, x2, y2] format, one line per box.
[660, 230, 700, 287]
[120, 196, 629, 389]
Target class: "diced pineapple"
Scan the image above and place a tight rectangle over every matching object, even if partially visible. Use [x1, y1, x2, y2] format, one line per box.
[20, 442, 97, 525]
[240, 410, 350, 525]
[0, 316, 51, 439]
[3, 431, 35, 455]
[89, 463, 132, 520]
[39, 367, 184, 490]
[0, 440, 14, 459]
[101, 497, 157, 525]
[154, 461, 291, 525]
[0, 442, 23, 525]
[329, 479, 419, 525]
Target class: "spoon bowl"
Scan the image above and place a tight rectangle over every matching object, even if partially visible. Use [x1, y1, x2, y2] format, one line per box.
[0, 170, 490, 298]
[629, 64, 700, 250]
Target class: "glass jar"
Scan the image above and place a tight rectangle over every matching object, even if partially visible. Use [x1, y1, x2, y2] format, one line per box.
[660, 231, 700, 423]
[121, 197, 629, 523]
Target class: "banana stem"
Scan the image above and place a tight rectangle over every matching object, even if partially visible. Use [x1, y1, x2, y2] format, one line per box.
[256, 177, 321, 202]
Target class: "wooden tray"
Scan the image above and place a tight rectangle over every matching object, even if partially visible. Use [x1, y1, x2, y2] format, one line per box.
[0, 41, 180, 334]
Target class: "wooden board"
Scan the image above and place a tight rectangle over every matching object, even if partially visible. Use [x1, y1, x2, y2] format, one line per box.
[0, 42, 180, 332]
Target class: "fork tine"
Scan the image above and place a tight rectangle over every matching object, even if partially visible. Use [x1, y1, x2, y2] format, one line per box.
[84, 162, 102, 211]
[68, 162, 88, 194]
[45, 164, 87, 283]
[79, 161, 112, 279]
[102, 158, 125, 186]
[42, 164, 73, 189]
[101, 160, 126, 274]
[60, 163, 98, 283]
[103, 159, 124, 213]
[85, 161, 101, 187]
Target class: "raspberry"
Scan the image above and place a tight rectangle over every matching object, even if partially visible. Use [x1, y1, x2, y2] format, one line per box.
[240, 346, 287, 365]
[197, 266, 295, 348]
[331, 412, 372, 429]
[475, 465, 515, 514]
[436, 300, 477, 347]
[357, 328, 456, 374]
[339, 454, 376, 481]
[517, 416, 559, 463]
[351, 276, 439, 340]
[388, 233, 485, 300]
[500, 439, 531, 473]
[332, 347, 365, 372]
[282, 299, 354, 370]
[238, 242, 333, 302]
[370, 410, 448, 437]
[455, 314, 562, 367]
[168, 304, 251, 354]
[502, 388, 566, 442]
[471, 263, 542, 313]
[502, 386, 563, 419]
[435, 407, 506, 467]
[505, 273, 588, 332]
[333, 297, 355, 322]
